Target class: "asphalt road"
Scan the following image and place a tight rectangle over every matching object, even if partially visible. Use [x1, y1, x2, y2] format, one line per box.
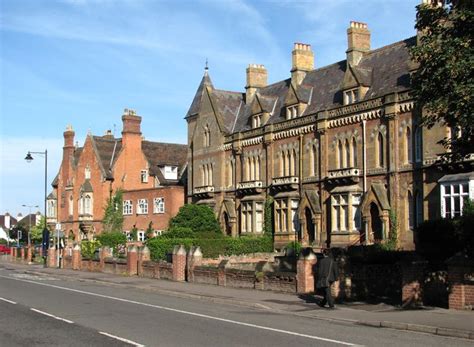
[0, 266, 471, 347]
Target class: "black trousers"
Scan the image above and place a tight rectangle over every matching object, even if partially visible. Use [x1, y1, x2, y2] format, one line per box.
[319, 285, 334, 308]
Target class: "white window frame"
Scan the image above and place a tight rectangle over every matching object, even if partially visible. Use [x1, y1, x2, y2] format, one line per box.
[137, 199, 148, 215]
[85, 166, 91, 180]
[255, 202, 264, 233]
[343, 88, 359, 105]
[137, 230, 145, 242]
[153, 197, 165, 214]
[440, 181, 471, 218]
[332, 194, 348, 232]
[241, 202, 253, 233]
[123, 200, 133, 215]
[47, 200, 56, 218]
[286, 105, 298, 120]
[141, 169, 149, 183]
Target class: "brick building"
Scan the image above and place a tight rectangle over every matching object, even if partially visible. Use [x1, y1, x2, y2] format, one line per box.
[48, 109, 187, 242]
[186, 20, 474, 250]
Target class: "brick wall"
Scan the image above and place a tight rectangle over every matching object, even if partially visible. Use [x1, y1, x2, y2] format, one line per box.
[448, 258, 474, 310]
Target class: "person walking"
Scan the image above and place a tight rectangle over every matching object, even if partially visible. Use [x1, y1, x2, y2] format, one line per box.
[316, 248, 339, 309]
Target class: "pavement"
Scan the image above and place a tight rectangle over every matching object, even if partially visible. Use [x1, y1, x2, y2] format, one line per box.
[2, 258, 473, 341]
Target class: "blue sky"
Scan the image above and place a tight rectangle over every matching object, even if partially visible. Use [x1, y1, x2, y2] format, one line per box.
[0, 0, 419, 215]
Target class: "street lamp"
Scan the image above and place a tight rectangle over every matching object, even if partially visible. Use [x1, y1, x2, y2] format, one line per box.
[25, 150, 49, 266]
[22, 204, 39, 249]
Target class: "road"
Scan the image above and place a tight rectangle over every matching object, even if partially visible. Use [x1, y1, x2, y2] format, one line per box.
[0, 266, 471, 347]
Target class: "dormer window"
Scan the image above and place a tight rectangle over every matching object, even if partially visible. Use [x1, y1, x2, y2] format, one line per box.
[286, 105, 298, 120]
[252, 113, 263, 128]
[141, 169, 148, 183]
[344, 88, 359, 105]
[164, 166, 178, 180]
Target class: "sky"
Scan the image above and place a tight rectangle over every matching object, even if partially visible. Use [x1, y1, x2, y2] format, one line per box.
[0, 0, 420, 215]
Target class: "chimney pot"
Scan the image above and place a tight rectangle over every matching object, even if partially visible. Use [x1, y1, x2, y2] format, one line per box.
[291, 42, 314, 85]
[347, 21, 370, 66]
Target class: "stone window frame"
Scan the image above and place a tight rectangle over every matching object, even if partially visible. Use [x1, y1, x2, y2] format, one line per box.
[137, 199, 148, 215]
[84, 166, 91, 180]
[47, 199, 56, 218]
[252, 113, 263, 128]
[123, 200, 133, 215]
[153, 197, 165, 214]
[137, 230, 146, 242]
[331, 192, 361, 232]
[274, 198, 299, 234]
[414, 126, 422, 163]
[203, 124, 211, 147]
[286, 105, 299, 120]
[80, 194, 93, 215]
[343, 88, 359, 105]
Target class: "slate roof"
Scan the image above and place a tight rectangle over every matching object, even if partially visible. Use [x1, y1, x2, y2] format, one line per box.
[0, 215, 17, 229]
[187, 36, 416, 133]
[142, 140, 188, 185]
[91, 136, 122, 179]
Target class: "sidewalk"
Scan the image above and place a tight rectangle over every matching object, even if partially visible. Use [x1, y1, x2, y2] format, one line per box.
[2, 259, 473, 340]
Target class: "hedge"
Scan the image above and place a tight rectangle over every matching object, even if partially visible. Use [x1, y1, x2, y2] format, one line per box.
[146, 236, 273, 261]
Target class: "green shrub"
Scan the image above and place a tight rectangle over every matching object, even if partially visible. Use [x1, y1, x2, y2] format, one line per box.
[161, 227, 195, 239]
[146, 236, 273, 261]
[0, 239, 7, 245]
[81, 240, 101, 259]
[169, 204, 221, 234]
[96, 232, 127, 256]
[284, 241, 302, 256]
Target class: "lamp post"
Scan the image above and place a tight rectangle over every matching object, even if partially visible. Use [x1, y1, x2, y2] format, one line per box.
[25, 150, 48, 266]
[22, 204, 39, 249]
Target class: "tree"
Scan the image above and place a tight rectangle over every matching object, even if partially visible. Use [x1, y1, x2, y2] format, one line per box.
[102, 189, 124, 233]
[169, 204, 221, 234]
[30, 216, 46, 243]
[410, 0, 473, 159]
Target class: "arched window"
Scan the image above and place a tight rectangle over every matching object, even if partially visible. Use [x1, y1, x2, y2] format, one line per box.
[407, 191, 414, 230]
[377, 133, 384, 167]
[209, 163, 213, 185]
[352, 138, 358, 167]
[415, 190, 423, 226]
[345, 139, 350, 168]
[406, 127, 412, 164]
[338, 140, 343, 169]
[309, 144, 318, 176]
[414, 127, 422, 162]
[203, 125, 210, 147]
[292, 149, 298, 176]
[255, 156, 260, 180]
[286, 150, 291, 176]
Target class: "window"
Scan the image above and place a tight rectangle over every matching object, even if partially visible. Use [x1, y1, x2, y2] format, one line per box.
[123, 200, 133, 215]
[241, 202, 253, 233]
[345, 139, 350, 168]
[309, 143, 318, 176]
[226, 160, 234, 187]
[275, 199, 287, 232]
[415, 191, 423, 226]
[291, 199, 299, 232]
[83, 194, 92, 215]
[137, 199, 148, 214]
[441, 182, 469, 218]
[286, 105, 298, 120]
[255, 202, 264, 233]
[352, 138, 358, 167]
[405, 127, 412, 164]
[337, 140, 343, 169]
[69, 195, 73, 216]
[47, 200, 56, 218]
[203, 125, 211, 147]
[252, 113, 262, 128]
[352, 194, 362, 230]
[332, 194, 348, 232]
[141, 169, 148, 183]
[164, 166, 178, 180]
[85, 166, 91, 179]
[408, 191, 414, 230]
[137, 231, 145, 242]
[415, 127, 422, 162]
[153, 197, 165, 214]
[344, 88, 359, 105]
[376, 133, 385, 168]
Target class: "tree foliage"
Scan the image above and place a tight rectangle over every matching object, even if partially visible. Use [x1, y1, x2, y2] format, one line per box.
[410, 0, 473, 158]
[169, 204, 221, 234]
[102, 189, 124, 233]
[30, 216, 46, 242]
[96, 232, 127, 256]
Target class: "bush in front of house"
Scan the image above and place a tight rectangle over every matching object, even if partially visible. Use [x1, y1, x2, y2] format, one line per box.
[81, 240, 101, 259]
[168, 204, 221, 234]
[96, 232, 127, 256]
[146, 235, 273, 261]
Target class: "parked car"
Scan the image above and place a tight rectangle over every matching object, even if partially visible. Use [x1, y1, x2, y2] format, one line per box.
[0, 245, 11, 254]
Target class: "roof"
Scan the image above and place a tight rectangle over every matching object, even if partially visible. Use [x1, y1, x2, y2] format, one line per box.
[439, 171, 474, 183]
[142, 141, 188, 184]
[0, 214, 17, 229]
[91, 136, 122, 179]
[186, 36, 416, 132]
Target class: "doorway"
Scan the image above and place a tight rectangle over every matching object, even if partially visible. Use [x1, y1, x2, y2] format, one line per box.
[305, 207, 315, 244]
[370, 203, 383, 242]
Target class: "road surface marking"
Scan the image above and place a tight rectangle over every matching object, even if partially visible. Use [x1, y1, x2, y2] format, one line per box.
[1, 274, 356, 346]
[0, 297, 17, 304]
[30, 308, 74, 324]
[99, 332, 144, 347]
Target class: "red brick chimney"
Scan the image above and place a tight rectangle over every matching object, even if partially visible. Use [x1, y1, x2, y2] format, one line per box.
[121, 108, 142, 150]
[62, 125, 75, 185]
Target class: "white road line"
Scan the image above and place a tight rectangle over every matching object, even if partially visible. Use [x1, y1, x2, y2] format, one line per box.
[30, 308, 74, 324]
[0, 297, 17, 304]
[99, 332, 144, 347]
[1, 274, 355, 346]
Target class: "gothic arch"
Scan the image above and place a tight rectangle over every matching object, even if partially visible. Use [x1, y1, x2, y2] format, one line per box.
[360, 183, 391, 244]
[218, 199, 237, 237]
[297, 190, 322, 247]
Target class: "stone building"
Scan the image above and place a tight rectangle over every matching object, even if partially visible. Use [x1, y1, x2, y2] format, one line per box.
[48, 109, 187, 242]
[186, 21, 474, 250]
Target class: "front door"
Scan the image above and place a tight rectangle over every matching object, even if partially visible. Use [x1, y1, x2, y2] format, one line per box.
[370, 203, 383, 242]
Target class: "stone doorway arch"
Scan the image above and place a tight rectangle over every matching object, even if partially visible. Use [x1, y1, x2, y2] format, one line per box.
[218, 199, 237, 237]
[370, 202, 383, 242]
[360, 182, 391, 244]
[298, 190, 322, 247]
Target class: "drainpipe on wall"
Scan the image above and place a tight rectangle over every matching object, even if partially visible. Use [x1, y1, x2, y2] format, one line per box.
[362, 120, 367, 193]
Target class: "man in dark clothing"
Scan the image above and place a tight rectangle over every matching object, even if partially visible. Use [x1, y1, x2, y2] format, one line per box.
[316, 249, 339, 308]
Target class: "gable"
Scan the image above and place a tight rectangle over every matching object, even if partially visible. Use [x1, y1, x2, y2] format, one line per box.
[284, 83, 299, 106]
